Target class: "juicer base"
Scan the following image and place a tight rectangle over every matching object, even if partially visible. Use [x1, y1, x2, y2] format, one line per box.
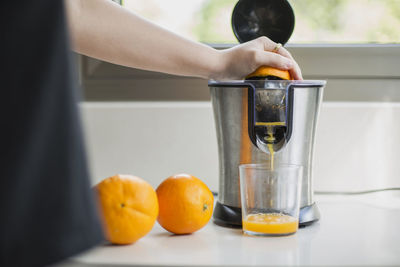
[299, 202, 321, 227]
[213, 202, 242, 228]
[213, 201, 320, 228]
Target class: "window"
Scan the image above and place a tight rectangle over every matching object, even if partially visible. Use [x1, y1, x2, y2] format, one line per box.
[123, 0, 400, 44]
[81, 0, 400, 102]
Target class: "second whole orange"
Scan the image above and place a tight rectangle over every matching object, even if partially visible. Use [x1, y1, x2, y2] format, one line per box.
[156, 173, 214, 234]
[94, 174, 159, 245]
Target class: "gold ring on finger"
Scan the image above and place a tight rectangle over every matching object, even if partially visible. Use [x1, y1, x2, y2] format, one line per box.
[273, 43, 282, 53]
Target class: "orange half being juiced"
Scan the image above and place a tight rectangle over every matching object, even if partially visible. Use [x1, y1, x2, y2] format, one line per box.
[245, 66, 291, 80]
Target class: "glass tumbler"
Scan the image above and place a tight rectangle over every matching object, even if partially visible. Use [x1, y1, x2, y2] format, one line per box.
[239, 164, 303, 236]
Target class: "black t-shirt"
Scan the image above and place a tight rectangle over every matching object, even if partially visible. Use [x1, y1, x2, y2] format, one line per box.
[1, 1, 104, 266]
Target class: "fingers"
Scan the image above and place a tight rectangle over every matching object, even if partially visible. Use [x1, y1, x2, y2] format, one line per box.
[276, 46, 303, 80]
[254, 51, 294, 70]
[289, 61, 303, 80]
[254, 37, 303, 80]
[256, 36, 279, 52]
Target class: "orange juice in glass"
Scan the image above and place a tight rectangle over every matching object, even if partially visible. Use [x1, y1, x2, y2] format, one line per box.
[239, 164, 302, 236]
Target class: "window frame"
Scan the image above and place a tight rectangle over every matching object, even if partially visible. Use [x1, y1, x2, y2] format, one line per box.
[80, 44, 400, 102]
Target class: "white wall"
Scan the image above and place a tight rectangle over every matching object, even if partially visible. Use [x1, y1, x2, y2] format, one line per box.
[81, 102, 218, 189]
[81, 101, 400, 192]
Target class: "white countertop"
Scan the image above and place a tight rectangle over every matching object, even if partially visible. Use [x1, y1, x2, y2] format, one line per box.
[70, 193, 400, 266]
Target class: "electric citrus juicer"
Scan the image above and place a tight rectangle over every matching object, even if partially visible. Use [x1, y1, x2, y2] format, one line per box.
[208, 0, 326, 227]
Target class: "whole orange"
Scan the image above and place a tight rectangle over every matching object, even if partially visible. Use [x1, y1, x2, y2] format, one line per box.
[94, 174, 159, 245]
[156, 173, 214, 234]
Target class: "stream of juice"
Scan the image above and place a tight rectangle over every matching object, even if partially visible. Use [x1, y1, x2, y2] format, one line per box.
[254, 121, 286, 170]
[243, 213, 298, 235]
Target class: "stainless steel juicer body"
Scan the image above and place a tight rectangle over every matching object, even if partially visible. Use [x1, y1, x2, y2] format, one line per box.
[209, 80, 326, 227]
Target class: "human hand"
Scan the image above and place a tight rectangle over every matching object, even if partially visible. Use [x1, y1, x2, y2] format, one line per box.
[211, 37, 303, 80]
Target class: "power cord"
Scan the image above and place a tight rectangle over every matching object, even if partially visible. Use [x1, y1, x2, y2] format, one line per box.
[314, 187, 400, 195]
[212, 188, 400, 197]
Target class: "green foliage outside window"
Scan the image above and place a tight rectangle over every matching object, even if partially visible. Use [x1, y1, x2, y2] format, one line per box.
[194, 0, 400, 44]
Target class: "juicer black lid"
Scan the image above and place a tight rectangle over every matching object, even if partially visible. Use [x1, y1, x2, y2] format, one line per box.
[231, 0, 295, 44]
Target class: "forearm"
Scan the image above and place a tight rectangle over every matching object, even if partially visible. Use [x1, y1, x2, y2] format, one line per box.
[65, 0, 221, 79]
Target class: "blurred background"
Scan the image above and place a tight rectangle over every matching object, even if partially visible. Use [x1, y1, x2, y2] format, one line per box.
[123, 0, 400, 44]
